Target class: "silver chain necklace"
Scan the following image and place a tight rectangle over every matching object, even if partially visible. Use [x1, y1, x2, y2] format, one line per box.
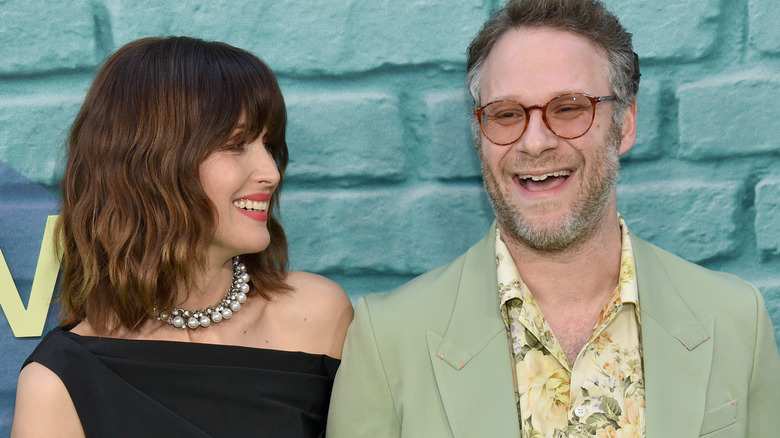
[156, 257, 250, 329]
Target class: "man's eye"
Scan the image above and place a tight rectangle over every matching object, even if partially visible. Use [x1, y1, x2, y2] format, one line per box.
[492, 110, 525, 124]
[551, 104, 589, 116]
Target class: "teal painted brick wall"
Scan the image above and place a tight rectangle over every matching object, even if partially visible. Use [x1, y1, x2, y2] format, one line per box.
[1, 0, 778, 432]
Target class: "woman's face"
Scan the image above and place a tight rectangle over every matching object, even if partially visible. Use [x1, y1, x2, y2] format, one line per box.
[199, 126, 280, 264]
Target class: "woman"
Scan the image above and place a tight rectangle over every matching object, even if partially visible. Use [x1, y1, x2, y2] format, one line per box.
[11, 36, 353, 438]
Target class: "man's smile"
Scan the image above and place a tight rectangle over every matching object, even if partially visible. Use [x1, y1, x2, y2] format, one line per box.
[516, 169, 572, 190]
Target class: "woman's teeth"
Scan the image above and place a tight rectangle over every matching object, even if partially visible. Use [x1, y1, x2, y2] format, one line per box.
[233, 199, 269, 212]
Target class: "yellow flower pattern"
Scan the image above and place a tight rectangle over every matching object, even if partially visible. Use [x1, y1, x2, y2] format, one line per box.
[497, 217, 645, 438]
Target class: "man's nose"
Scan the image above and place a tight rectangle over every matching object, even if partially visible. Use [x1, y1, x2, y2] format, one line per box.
[514, 108, 558, 157]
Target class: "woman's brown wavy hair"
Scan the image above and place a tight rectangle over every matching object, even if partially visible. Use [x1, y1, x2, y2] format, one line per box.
[57, 36, 291, 334]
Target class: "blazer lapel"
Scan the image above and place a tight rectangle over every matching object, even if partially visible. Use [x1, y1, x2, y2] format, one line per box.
[427, 223, 520, 437]
[632, 236, 714, 437]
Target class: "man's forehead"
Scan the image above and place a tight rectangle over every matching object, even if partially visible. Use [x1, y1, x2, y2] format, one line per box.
[480, 26, 611, 102]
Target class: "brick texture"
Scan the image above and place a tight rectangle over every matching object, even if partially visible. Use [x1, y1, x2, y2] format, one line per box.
[0, 94, 84, 186]
[749, 0, 780, 54]
[618, 181, 741, 263]
[1, 0, 779, 432]
[678, 75, 780, 159]
[285, 90, 405, 182]
[419, 90, 482, 180]
[107, 0, 490, 75]
[758, 282, 780, 345]
[603, 0, 720, 61]
[623, 79, 662, 161]
[756, 177, 780, 255]
[0, 0, 97, 75]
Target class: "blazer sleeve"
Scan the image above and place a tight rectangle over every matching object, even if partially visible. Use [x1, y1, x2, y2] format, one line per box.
[747, 285, 780, 436]
[327, 297, 401, 437]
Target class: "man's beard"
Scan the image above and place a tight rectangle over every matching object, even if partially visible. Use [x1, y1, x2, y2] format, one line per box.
[480, 124, 622, 253]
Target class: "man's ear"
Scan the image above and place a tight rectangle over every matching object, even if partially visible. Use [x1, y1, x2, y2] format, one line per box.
[619, 101, 637, 156]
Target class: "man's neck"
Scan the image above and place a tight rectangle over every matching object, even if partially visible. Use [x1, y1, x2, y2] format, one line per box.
[501, 212, 623, 310]
[501, 212, 624, 364]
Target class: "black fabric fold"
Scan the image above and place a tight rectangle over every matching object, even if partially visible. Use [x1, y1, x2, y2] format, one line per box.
[24, 326, 339, 438]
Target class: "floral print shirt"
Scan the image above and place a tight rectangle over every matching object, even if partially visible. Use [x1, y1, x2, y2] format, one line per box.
[497, 217, 645, 438]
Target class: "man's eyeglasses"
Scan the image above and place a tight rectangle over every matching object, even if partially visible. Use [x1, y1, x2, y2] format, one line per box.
[474, 93, 615, 146]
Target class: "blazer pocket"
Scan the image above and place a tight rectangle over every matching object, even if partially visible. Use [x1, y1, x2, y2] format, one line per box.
[699, 399, 737, 436]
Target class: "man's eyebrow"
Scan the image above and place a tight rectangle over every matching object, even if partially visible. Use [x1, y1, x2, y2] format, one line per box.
[488, 90, 587, 103]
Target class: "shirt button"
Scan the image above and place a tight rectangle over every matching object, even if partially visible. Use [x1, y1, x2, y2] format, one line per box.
[574, 406, 587, 417]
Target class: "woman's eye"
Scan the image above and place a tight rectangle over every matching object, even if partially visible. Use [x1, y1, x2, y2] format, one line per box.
[225, 137, 247, 151]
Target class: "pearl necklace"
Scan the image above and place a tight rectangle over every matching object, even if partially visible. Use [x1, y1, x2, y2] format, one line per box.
[156, 257, 250, 329]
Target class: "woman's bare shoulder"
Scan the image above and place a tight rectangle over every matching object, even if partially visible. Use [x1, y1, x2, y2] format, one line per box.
[286, 271, 350, 305]
[281, 271, 353, 358]
[11, 363, 84, 437]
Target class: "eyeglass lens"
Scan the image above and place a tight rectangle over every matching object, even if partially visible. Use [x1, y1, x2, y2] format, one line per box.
[479, 93, 599, 145]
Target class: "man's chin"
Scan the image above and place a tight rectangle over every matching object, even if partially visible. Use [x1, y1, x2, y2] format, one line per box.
[499, 215, 581, 253]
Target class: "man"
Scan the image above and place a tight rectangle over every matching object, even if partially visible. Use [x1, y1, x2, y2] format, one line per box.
[327, 0, 780, 436]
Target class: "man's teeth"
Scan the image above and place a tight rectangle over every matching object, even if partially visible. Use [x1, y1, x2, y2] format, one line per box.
[233, 199, 269, 212]
[519, 170, 571, 181]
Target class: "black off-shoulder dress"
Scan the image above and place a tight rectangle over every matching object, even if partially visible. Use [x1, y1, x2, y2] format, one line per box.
[22, 326, 340, 437]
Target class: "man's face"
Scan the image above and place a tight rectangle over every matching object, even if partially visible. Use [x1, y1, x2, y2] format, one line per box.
[477, 27, 636, 252]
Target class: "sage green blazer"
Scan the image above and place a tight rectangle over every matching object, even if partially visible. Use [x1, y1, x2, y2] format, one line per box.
[327, 222, 780, 437]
